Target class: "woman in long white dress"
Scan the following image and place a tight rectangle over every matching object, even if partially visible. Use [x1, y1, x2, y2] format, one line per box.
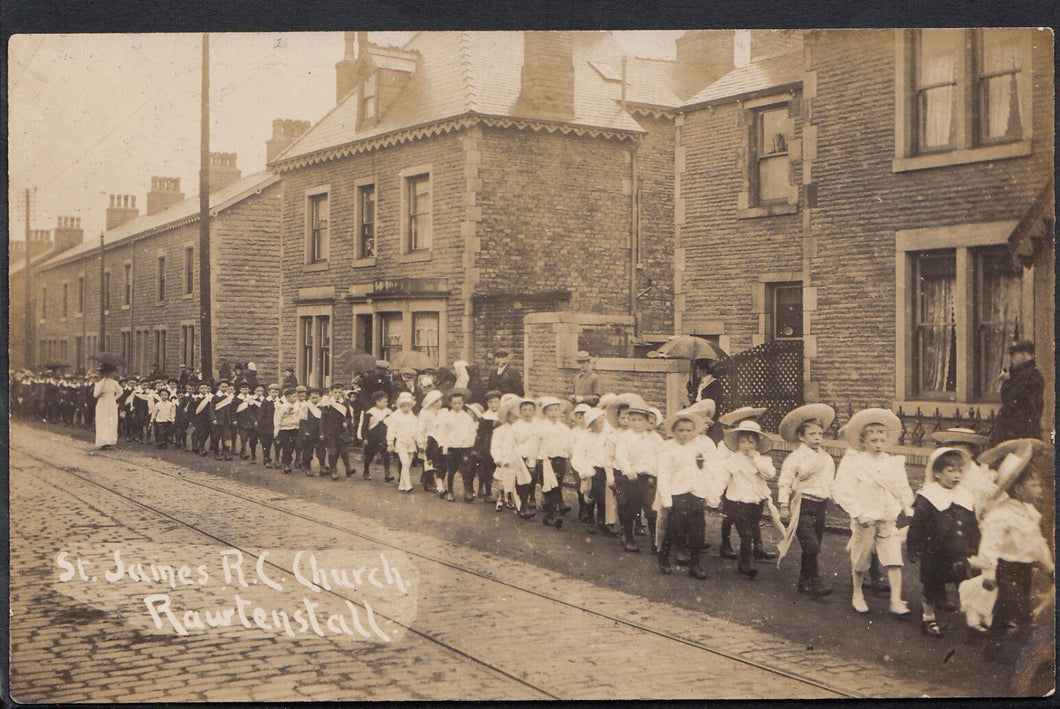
[94, 365, 122, 448]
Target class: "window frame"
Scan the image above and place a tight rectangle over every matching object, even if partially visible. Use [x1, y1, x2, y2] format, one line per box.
[40, 286, 47, 321]
[353, 177, 377, 266]
[61, 281, 69, 319]
[767, 281, 804, 341]
[122, 261, 132, 308]
[893, 28, 1035, 172]
[399, 167, 433, 259]
[156, 254, 166, 303]
[103, 270, 112, 314]
[77, 275, 85, 315]
[304, 186, 331, 269]
[296, 305, 333, 389]
[184, 245, 195, 297]
[752, 104, 792, 206]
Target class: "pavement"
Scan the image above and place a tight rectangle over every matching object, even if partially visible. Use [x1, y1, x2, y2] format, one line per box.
[8, 421, 1045, 701]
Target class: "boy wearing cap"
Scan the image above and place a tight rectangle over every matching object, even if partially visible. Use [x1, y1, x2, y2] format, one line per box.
[211, 380, 237, 461]
[657, 410, 721, 579]
[321, 384, 354, 480]
[235, 382, 260, 461]
[386, 392, 420, 492]
[907, 447, 980, 637]
[299, 388, 326, 476]
[150, 388, 177, 449]
[536, 396, 573, 528]
[613, 398, 659, 553]
[719, 420, 777, 579]
[258, 384, 281, 468]
[417, 390, 445, 492]
[777, 404, 837, 597]
[438, 390, 477, 502]
[273, 388, 301, 473]
[832, 408, 915, 615]
[190, 382, 213, 455]
[360, 390, 392, 481]
[569, 403, 592, 521]
[472, 391, 503, 502]
[970, 439, 1053, 663]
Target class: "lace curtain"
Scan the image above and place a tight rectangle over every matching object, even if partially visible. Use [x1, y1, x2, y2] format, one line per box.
[917, 254, 957, 394]
[980, 28, 1023, 142]
[916, 29, 959, 150]
[978, 252, 1023, 396]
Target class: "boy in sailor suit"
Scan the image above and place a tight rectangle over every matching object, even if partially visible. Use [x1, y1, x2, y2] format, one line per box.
[536, 397, 573, 528]
[299, 388, 327, 476]
[235, 382, 260, 461]
[907, 447, 980, 637]
[321, 384, 353, 480]
[510, 398, 541, 517]
[386, 392, 420, 492]
[438, 390, 477, 502]
[360, 390, 392, 481]
[257, 384, 280, 468]
[210, 380, 237, 461]
[417, 390, 444, 492]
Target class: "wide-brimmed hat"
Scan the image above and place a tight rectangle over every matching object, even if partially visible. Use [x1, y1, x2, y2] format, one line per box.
[683, 398, 716, 422]
[395, 391, 415, 407]
[538, 395, 564, 411]
[421, 390, 444, 409]
[466, 403, 485, 419]
[572, 403, 593, 417]
[584, 407, 607, 429]
[597, 392, 617, 409]
[929, 428, 990, 450]
[648, 407, 663, 424]
[443, 388, 472, 406]
[664, 409, 706, 435]
[718, 406, 768, 427]
[375, 360, 390, 369]
[247, 362, 257, 371]
[498, 396, 523, 422]
[723, 420, 773, 454]
[978, 439, 1048, 497]
[575, 350, 592, 362]
[779, 403, 836, 443]
[925, 447, 972, 479]
[606, 392, 650, 424]
[840, 408, 901, 448]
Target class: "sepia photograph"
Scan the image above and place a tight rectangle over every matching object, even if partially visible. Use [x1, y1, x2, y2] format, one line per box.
[6, 25, 1056, 701]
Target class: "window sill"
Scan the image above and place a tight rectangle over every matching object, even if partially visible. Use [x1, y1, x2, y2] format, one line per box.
[304, 261, 330, 273]
[121, 305, 130, 311]
[892, 140, 1033, 173]
[891, 400, 1000, 418]
[398, 250, 433, 264]
[352, 257, 377, 269]
[737, 202, 799, 219]
[182, 293, 194, 300]
[156, 301, 166, 307]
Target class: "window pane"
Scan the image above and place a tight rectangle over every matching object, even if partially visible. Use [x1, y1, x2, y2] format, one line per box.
[185, 247, 194, 294]
[976, 249, 1022, 398]
[759, 109, 788, 156]
[914, 252, 957, 395]
[773, 285, 802, 338]
[309, 194, 329, 262]
[758, 156, 789, 203]
[409, 176, 431, 251]
[359, 186, 375, 258]
[317, 316, 331, 387]
[412, 312, 439, 365]
[380, 313, 403, 362]
[915, 29, 959, 152]
[980, 28, 1022, 73]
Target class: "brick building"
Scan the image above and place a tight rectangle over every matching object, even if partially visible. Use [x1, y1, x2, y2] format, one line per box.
[31, 153, 288, 382]
[9, 232, 57, 371]
[268, 31, 728, 388]
[675, 29, 1054, 429]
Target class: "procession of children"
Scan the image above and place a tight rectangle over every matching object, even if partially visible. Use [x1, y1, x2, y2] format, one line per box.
[10, 353, 1053, 671]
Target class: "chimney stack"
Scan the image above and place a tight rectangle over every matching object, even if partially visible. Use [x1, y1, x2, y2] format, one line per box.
[9, 230, 54, 265]
[266, 119, 312, 164]
[146, 176, 185, 216]
[335, 31, 361, 103]
[53, 216, 84, 255]
[675, 30, 737, 98]
[518, 31, 575, 118]
[747, 30, 803, 63]
[106, 194, 139, 230]
[207, 152, 241, 193]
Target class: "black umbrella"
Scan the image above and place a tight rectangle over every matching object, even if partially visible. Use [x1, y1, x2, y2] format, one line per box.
[90, 352, 127, 368]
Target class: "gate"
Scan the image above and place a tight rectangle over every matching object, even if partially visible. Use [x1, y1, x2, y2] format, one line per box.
[716, 339, 803, 431]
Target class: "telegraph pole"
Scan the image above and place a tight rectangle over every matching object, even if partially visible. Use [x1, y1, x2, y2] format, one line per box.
[24, 188, 33, 368]
[198, 33, 213, 381]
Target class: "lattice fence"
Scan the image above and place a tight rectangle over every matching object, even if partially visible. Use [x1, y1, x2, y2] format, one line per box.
[716, 339, 803, 431]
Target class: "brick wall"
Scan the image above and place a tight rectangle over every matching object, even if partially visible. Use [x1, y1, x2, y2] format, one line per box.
[630, 112, 676, 335]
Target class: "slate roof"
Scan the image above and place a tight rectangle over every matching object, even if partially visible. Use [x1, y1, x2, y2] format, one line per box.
[621, 57, 684, 108]
[682, 51, 803, 108]
[9, 247, 56, 277]
[272, 31, 646, 166]
[37, 171, 280, 271]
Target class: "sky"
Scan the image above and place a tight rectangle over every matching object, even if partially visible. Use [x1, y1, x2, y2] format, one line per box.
[7, 30, 684, 243]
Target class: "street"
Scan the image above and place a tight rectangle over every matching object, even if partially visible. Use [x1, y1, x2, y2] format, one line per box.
[9, 421, 1025, 701]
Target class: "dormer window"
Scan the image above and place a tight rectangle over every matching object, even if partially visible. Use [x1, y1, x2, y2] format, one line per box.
[362, 74, 377, 122]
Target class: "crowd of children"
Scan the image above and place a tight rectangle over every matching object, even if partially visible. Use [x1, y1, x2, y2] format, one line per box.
[11, 366, 1053, 666]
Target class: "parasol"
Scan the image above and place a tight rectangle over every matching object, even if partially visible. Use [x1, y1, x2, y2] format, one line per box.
[334, 349, 377, 375]
[651, 335, 729, 361]
[89, 352, 127, 368]
[390, 350, 437, 372]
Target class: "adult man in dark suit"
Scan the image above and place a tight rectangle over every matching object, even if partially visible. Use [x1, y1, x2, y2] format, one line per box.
[359, 361, 394, 409]
[485, 351, 523, 397]
[990, 340, 1045, 445]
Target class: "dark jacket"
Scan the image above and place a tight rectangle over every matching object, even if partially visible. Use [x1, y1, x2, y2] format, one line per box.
[990, 358, 1045, 445]
[212, 393, 236, 429]
[359, 371, 393, 408]
[321, 400, 352, 440]
[282, 373, 299, 391]
[907, 491, 980, 584]
[257, 397, 278, 437]
[486, 365, 524, 397]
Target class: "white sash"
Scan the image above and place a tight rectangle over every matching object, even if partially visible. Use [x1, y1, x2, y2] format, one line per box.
[328, 401, 348, 417]
[195, 397, 211, 415]
[541, 457, 559, 492]
[214, 394, 234, 411]
[304, 402, 322, 419]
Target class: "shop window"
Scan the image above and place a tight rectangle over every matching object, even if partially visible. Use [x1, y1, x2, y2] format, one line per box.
[412, 312, 439, 365]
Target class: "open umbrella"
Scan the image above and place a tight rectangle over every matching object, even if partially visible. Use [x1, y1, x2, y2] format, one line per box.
[334, 349, 377, 375]
[390, 350, 436, 372]
[651, 335, 728, 361]
[89, 351, 126, 368]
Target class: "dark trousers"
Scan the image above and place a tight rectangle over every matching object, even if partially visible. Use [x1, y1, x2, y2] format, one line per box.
[325, 436, 350, 473]
[588, 467, 608, 526]
[795, 498, 828, 581]
[239, 427, 258, 458]
[616, 474, 643, 542]
[212, 424, 235, 454]
[277, 429, 298, 467]
[475, 457, 495, 495]
[421, 438, 442, 489]
[660, 493, 706, 562]
[722, 496, 764, 551]
[542, 457, 567, 519]
[192, 422, 211, 452]
[301, 436, 325, 471]
[153, 422, 172, 447]
[988, 560, 1036, 665]
[363, 439, 390, 476]
[726, 499, 764, 567]
[258, 432, 274, 462]
[446, 447, 473, 494]
[637, 473, 658, 528]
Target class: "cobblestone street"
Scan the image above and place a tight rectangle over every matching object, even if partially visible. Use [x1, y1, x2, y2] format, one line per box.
[9, 423, 1022, 701]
